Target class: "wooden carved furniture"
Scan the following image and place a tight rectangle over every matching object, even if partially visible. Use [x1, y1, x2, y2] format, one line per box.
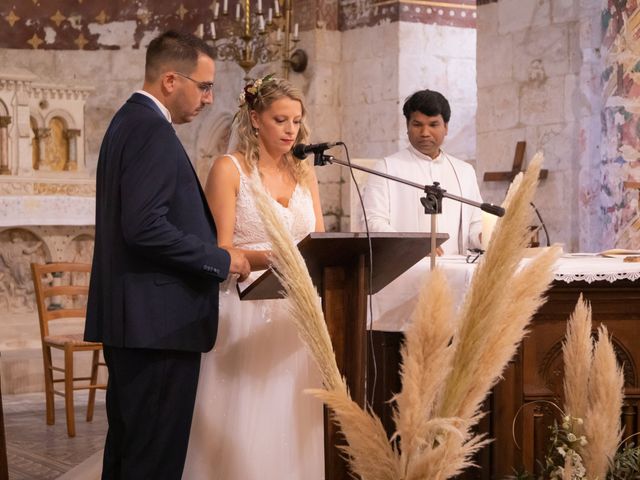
[369, 277, 640, 478]
[30, 262, 106, 437]
[500, 278, 640, 477]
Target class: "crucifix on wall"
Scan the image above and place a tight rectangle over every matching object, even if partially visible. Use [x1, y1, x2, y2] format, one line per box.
[483, 141, 548, 184]
[483, 141, 549, 247]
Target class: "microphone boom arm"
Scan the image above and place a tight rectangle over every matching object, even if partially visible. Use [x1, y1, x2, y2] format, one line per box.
[315, 154, 505, 217]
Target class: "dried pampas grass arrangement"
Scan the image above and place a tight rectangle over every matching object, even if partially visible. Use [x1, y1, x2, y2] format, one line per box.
[249, 170, 400, 478]
[393, 152, 560, 479]
[250, 153, 560, 479]
[561, 296, 625, 479]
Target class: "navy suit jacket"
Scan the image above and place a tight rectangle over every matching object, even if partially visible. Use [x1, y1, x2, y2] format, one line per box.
[85, 93, 230, 352]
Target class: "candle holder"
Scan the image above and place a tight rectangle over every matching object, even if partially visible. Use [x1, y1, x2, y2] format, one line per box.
[203, 0, 307, 80]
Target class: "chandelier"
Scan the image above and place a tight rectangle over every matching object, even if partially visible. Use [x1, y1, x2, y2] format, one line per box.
[203, 0, 307, 80]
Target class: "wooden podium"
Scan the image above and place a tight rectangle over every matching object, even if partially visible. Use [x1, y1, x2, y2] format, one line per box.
[240, 232, 447, 480]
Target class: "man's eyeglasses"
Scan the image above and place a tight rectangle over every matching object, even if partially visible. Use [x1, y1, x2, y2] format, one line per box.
[174, 72, 214, 95]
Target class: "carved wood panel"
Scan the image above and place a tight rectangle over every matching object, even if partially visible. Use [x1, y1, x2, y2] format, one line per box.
[494, 279, 640, 477]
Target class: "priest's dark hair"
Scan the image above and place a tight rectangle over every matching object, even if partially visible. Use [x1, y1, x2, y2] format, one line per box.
[402, 89, 451, 124]
[145, 30, 214, 82]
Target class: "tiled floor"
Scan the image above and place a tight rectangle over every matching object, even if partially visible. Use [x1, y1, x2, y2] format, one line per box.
[3, 391, 106, 480]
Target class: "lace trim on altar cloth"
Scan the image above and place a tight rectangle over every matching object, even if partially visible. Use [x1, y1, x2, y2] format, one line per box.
[551, 256, 640, 284]
[554, 270, 640, 284]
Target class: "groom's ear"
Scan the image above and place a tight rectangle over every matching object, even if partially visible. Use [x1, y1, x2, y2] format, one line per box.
[161, 71, 177, 94]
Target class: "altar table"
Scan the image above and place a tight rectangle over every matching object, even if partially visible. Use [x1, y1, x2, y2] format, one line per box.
[367, 254, 640, 478]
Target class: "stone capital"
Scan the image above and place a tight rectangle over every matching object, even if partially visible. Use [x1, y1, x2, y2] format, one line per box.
[64, 129, 81, 139]
[35, 128, 51, 139]
[0, 116, 12, 128]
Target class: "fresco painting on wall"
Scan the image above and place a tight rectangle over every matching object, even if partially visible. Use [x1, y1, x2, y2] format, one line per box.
[602, 1, 640, 249]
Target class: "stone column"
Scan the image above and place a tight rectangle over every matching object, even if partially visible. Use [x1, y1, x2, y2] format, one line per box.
[0, 116, 11, 175]
[64, 129, 81, 171]
[34, 128, 50, 171]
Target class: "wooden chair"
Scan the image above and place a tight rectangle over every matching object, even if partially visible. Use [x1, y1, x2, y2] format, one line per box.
[30, 262, 106, 437]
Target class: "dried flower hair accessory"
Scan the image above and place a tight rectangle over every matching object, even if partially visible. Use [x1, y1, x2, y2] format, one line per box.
[238, 73, 275, 108]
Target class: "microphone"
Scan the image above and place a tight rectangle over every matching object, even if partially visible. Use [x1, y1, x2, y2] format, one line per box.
[292, 142, 340, 159]
[481, 203, 505, 217]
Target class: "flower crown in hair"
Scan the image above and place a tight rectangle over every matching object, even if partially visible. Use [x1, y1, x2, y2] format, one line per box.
[238, 73, 276, 108]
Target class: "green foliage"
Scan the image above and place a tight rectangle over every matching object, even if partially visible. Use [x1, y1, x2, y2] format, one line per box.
[609, 442, 640, 480]
[504, 421, 640, 479]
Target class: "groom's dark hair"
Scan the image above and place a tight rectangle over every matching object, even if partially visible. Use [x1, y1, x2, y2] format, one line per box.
[145, 30, 214, 82]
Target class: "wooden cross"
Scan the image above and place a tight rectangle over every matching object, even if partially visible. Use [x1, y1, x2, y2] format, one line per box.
[483, 141, 548, 183]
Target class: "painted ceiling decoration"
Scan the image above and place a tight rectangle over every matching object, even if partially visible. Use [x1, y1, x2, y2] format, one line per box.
[0, 0, 475, 50]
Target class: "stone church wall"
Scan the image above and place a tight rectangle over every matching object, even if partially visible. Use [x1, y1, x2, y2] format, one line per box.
[476, 0, 639, 252]
[0, 0, 478, 393]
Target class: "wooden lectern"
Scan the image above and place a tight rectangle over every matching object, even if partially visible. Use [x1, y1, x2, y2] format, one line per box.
[240, 232, 447, 480]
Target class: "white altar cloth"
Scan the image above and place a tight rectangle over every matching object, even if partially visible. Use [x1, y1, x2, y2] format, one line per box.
[370, 254, 640, 332]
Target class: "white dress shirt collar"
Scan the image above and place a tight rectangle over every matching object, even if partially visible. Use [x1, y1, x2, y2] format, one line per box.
[407, 144, 444, 163]
[135, 90, 172, 123]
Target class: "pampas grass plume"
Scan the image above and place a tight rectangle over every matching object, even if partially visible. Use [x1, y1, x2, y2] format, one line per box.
[562, 295, 592, 427]
[582, 324, 624, 479]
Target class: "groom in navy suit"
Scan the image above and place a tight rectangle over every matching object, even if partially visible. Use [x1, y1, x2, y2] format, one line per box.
[85, 31, 250, 479]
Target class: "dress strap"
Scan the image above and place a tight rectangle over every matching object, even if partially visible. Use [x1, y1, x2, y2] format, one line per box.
[224, 154, 244, 176]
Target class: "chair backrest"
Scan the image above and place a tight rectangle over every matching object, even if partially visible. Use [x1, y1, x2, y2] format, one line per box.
[348, 158, 380, 232]
[30, 262, 91, 339]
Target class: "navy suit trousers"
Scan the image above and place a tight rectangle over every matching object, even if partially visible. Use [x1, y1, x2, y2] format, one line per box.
[101, 346, 200, 480]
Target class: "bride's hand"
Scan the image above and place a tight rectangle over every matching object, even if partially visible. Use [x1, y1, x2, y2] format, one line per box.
[226, 248, 250, 282]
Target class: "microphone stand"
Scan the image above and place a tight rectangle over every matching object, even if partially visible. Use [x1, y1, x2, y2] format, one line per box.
[313, 151, 505, 269]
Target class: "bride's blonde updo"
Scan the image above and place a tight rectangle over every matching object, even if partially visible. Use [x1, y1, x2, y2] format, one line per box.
[233, 74, 311, 183]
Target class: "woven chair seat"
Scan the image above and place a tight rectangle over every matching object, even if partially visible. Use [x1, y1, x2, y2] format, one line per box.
[43, 333, 101, 348]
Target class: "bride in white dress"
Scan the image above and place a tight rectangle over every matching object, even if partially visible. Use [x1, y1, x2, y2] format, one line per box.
[182, 75, 326, 479]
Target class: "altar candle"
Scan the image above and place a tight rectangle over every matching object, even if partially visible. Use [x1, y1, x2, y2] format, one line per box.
[481, 211, 498, 251]
[214, 2, 219, 18]
[293, 22, 298, 39]
[276, 27, 282, 41]
[268, 7, 273, 23]
[196, 23, 204, 38]
[223, 0, 228, 14]
[274, 0, 279, 16]
[236, 2, 241, 20]
[257, 0, 262, 13]
[259, 16, 265, 31]
[210, 22, 216, 39]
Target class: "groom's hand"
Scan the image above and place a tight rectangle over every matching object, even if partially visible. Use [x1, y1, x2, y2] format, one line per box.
[226, 248, 250, 282]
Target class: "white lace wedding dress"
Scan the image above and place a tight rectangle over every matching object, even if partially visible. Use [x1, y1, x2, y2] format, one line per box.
[182, 155, 325, 480]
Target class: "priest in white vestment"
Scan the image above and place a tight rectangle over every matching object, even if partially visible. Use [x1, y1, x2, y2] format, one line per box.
[362, 89, 483, 255]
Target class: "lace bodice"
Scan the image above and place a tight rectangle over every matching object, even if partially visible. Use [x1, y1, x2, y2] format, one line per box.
[227, 154, 315, 250]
